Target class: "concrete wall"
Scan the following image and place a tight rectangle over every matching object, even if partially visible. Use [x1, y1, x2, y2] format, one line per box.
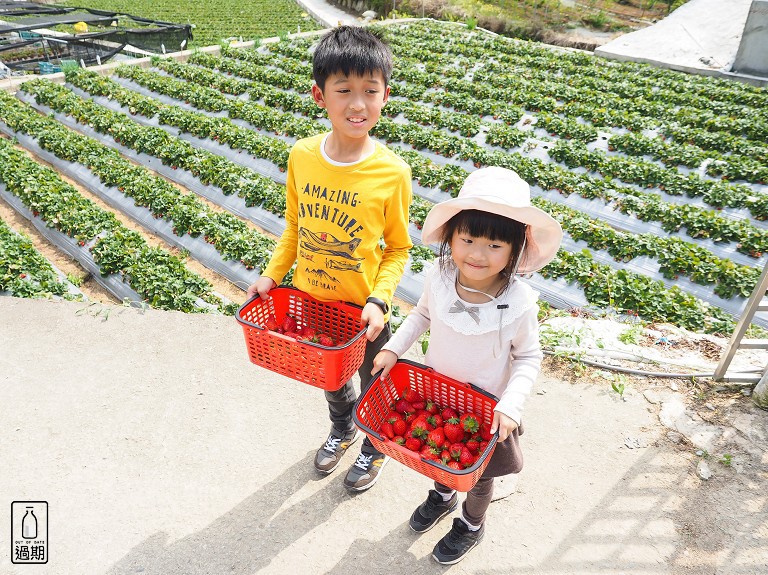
[732, 0, 768, 76]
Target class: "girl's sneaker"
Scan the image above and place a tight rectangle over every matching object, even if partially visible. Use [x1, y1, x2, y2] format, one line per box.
[432, 518, 484, 565]
[409, 489, 458, 533]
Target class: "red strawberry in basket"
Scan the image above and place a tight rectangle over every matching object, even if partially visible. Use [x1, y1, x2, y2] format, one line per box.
[380, 421, 395, 440]
[420, 445, 441, 461]
[442, 407, 459, 421]
[460, 412, 480, 434]
[449, 443, 464, 461]
[385, 411, 402, 424]
[409, 418, 430, 440]
[427, 413, 443, 429]
[281, 314, 297, 333]
[395, 399, 414, 415]
[459, 447, 476, 468]
[402, 387, 423, 404]
[443, 418, 464, 444]
[426, 427, 445, 448]
[265, 314, 279, 331]
[447, 460, 464, 471]
[425, 399, 439, 415]
[405, 437, 422, 451]
[392, 418, 407, 437]
[299, 326, 317, 341]
[317, 334, 335, 347]
[479, 422, 493, 441]
[465, 438, 480, 455]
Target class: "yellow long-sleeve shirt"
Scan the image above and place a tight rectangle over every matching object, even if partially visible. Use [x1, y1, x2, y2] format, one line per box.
[262, 134, 413, 310]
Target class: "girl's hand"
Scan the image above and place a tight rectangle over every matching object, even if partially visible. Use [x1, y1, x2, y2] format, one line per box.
[490, 411, 518, 442]
[372, 349, 398, 381]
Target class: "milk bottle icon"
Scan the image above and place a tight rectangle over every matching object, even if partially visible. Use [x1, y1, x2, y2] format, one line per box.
[22, 507, 37, 539]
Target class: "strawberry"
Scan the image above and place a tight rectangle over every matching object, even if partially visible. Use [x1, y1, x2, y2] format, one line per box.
[317, 334, 335, 347]
[447, 460, 464, 470]
[479, 423, 493, 441]
[265, 314, 278, 331]
[411, 400, 426, 410]
[426, 427, 445, 448]
[395, 399, 414, 415]
[440, 449, 452, 463]
[480, 440, 489, 452]
[281, 314, 297, 333]
[300, 326, 316, 341]
[380, 421, 395, 440]
[409, 418, 430, 440]
[421, 445, 441, 461]
[385, 411, 402, 424]
[442, 407, 459, 421]
[402, 388, 423, 404]
[449, 442, 464, 461]
[459, 447, 476, 468]
[394, 436, 406, 445]
[443, 418, 464, 444]
[465, 439, 480, 455]
[460, 412, 480, 434]
[392, 418, 407, 437]
[405, 437, 422, 451]
[427, 413, 443, 428]
[425, 399, 439, 415]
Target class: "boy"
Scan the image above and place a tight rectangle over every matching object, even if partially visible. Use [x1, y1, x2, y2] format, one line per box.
[247, 25, 413, 492]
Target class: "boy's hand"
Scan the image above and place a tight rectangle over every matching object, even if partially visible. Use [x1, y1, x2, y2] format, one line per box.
[490, 411, 519, 442]
[246, 276, 276, 301]
[372, 349, 398, 381]
[361, 302, 386, 342]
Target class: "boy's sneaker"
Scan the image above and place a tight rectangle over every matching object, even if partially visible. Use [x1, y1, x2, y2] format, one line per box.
[432, 518, 484, 565]
[342, 452, 388, 491]
[409, 489, 458, 533]
[314, 428, 359, 474]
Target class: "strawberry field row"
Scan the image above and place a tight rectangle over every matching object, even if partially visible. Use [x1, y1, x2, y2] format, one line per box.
[137, 54, 768, 264]
[0, 108, 231, 313]
[201, 46, 768, 234]
[0, 216, 82, 300]
[28, 70, 744, 328]
[59, 61, 763, 301]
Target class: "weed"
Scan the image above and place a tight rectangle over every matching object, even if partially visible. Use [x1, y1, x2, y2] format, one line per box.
[618, 323, 643, 345]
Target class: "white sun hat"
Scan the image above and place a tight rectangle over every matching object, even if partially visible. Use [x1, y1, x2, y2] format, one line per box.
[421, 166, 563, 274]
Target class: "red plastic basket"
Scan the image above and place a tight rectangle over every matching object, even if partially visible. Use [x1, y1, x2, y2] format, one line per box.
[237, 287, 367, 391]
[353, 359, 499, 492]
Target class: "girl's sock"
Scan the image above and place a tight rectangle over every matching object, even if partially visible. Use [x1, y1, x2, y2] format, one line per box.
[439, 489, 456, 502]
[460, 515, 482, 532]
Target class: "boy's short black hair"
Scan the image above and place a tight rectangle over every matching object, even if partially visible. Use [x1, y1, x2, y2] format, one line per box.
[312, 25, 393, 91]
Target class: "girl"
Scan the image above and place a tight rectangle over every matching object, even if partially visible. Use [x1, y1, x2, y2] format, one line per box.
[371, 166, 562, 565]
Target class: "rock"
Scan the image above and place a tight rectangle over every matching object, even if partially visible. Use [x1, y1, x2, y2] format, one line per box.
[697, 459, 712, 480]
[666, 431, 684, 444]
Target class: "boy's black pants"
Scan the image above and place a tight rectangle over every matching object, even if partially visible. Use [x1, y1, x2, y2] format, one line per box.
[324, 323, 391, 457]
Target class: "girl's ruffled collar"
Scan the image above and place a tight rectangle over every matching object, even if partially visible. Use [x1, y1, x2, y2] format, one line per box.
[431, 267, 538, 336]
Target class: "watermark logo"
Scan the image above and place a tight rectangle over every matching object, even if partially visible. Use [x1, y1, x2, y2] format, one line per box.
[11, 501, 48, 564]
